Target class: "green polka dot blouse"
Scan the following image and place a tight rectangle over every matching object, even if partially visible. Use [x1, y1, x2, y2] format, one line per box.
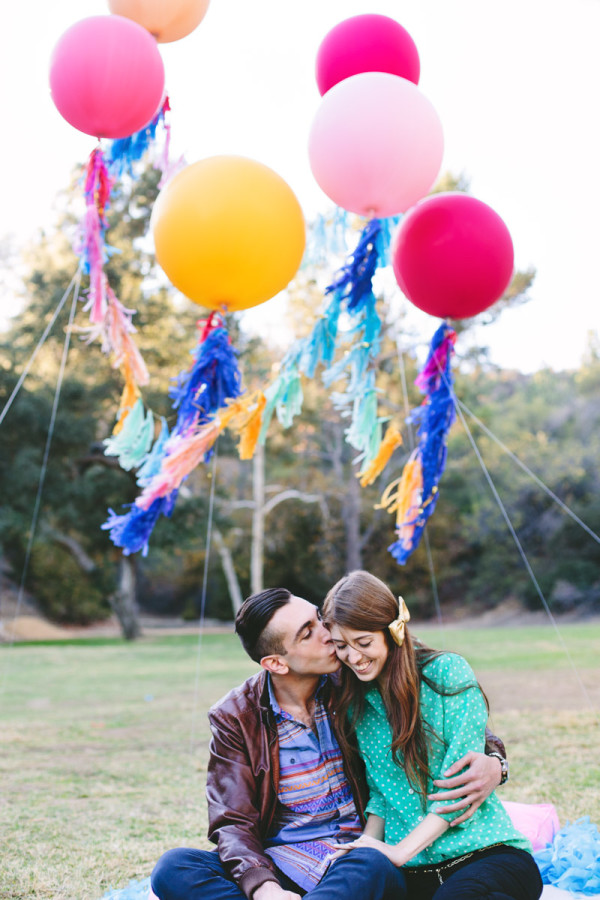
[354, 652, 532, 865]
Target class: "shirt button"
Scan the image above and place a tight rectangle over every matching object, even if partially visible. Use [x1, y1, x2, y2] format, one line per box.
[408, 789, 414, 795]
[290, 758, 295, 763]
[418, 816, 423, 821]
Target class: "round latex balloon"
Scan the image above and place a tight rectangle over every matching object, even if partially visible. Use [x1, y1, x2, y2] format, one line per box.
[151, 156, 306, 311]
[316, 14, 420, 95]
[308, 72, 443, 218]
[392, 192, 514, 319]
[108, 0, 210, 43]
[49, 16, 165, 139]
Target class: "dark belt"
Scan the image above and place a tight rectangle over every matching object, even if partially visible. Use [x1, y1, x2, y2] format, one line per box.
[403, 842, 507, 885]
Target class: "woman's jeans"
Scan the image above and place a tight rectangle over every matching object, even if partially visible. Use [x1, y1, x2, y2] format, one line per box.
[403, 844, 543, 900]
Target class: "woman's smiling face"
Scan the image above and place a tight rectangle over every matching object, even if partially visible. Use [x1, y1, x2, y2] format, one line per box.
[328, 623, 389, 683]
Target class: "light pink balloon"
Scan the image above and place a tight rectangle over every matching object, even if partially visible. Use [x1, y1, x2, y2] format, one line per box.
[308, 72, 444, 217]
[49, 15, 165, 139]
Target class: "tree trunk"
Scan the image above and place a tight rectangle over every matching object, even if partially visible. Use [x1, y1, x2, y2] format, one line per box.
[214, 528, 244, 616]
[109, 555, 140, 640]
[250, 442, 266, 594]
[343, 469, 363, 572]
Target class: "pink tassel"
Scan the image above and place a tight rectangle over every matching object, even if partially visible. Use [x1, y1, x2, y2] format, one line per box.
[78, 148, 115, 324]
[136, 422, 222, 509]
[414, 329, 457, 393]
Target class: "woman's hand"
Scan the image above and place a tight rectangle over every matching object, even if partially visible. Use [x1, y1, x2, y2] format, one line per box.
[329, 834, 405, 867]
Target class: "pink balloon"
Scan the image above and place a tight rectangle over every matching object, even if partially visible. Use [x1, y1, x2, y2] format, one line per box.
[49, 16, 165, 139]
[316, 14, 420, 95]
[308, 72, 443, 218]
[392, 193, 515, 319]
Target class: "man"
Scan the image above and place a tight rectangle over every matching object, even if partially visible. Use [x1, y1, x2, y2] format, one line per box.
[151, 589, 506, 900]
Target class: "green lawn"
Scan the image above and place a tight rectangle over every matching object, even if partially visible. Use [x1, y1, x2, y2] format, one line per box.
[1, 625, 599, 900]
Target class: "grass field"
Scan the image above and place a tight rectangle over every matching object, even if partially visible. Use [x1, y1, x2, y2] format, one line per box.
[1, 623, 599, 900]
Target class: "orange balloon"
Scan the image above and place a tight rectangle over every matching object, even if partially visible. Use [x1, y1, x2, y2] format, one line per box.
[108, 0, 210, 43]
[151, 157, 306, 312]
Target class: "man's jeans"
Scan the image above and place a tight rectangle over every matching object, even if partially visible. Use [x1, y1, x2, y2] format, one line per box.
[151, 846, 407, 900]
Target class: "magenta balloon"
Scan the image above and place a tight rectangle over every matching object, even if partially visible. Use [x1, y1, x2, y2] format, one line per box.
[49, 16, 165, 139]
[392, 193, 515, 319]
[308, 72, 443, 218]
[316, 14, 420, 95]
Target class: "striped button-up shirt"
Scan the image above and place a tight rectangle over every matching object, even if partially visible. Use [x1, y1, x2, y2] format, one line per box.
[264, 675, 362, 889]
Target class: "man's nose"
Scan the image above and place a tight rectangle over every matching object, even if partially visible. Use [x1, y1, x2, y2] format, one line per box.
[319, 622, 332, 642]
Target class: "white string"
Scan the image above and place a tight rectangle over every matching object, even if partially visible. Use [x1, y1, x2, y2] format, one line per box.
[0, 268, 80, 429]
[395, 334, 445, 630]
[455, 395, 600, 546]
[0, 269, 82, 697]
[446, 378, 598, 719]
[189, 443, 219, 757]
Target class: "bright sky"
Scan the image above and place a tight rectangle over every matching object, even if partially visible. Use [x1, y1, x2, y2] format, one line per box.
[3, 0, 600, 372]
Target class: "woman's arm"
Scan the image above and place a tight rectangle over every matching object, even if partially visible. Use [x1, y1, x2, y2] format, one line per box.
[336, 813, 449, 867]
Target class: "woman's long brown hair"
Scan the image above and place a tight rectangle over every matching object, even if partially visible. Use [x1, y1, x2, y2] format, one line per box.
[323, 570, 484, 801]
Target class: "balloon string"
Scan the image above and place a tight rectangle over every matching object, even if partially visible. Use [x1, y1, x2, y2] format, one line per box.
[0, 267, 80, 430]
[436, 360, 598, 719]
[188, 441, 219, 758]
[455, 396, 600, 546]
[0, 268, 81, 697]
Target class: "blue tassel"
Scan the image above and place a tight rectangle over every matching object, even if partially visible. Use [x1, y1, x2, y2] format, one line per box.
[300, 292, 342, 378]
[388, 323, 456, 565]
[136, 418, 170, 487]
[106, 102, 167, 177]
[324, 218, 382, 314]
[376, 214, 402, 267]
[102, 493, 178, 557]
[168, 328, 242, 433]
[259, 345, 304, 440]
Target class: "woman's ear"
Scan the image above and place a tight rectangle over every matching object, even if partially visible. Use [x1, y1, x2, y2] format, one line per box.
[260, 655, 290, 676]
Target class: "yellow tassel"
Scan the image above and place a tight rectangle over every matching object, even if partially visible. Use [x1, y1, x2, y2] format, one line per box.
[113, 362, 140, 435]
[238, 393, 266, 460]
[219, 391, 266, 460]
[358, 424, 403, 487]
[376, 451, 423, 547]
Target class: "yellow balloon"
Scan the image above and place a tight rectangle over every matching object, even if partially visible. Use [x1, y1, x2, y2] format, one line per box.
[108, 0, 210, 43]
[151, 156, 306, 312]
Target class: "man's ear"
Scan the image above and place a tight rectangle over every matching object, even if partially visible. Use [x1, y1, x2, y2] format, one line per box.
[260, 655, 289, 676]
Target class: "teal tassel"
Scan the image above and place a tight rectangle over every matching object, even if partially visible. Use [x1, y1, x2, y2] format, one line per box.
[103, 400, 154, 470]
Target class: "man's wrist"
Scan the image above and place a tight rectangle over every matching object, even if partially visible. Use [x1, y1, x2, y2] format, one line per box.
[488, 751, 509, 786]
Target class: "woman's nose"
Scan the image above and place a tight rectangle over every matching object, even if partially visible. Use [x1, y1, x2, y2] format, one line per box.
[347, 646, 362, 664]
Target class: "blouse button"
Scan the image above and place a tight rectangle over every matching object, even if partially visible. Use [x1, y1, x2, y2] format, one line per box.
[418, 816, 423, 821]
[408, 789, 414, 795]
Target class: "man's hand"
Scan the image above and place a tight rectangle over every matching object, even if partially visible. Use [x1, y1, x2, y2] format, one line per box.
[428, 751, 502, 826]
[253, 880, 302, 900]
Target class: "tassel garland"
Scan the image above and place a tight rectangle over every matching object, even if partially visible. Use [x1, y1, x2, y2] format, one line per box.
[103, 318, 244, 555]
[386, 322, 456, 565]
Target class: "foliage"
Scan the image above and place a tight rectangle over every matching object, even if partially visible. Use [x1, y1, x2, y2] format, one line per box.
[1, 164, 599, 626]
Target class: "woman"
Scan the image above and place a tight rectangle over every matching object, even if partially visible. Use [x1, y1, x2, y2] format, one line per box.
[323, 570, 542, 900]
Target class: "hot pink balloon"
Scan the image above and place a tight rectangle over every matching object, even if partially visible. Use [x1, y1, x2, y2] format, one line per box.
[316, 14, 420, 95]
[308, 72, 443, 218]
[392, 192, 514, 319]
[49, 16, 165, 139]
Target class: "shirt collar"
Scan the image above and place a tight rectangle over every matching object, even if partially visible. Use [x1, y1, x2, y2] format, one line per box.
[267, 673, 329, 718]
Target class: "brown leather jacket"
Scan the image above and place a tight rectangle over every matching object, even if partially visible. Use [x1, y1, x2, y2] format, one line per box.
[206, 670, 506, 899]
[206, 671, 368, 898]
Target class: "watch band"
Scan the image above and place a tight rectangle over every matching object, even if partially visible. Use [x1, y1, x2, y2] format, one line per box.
[488, 751, 509, 785]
